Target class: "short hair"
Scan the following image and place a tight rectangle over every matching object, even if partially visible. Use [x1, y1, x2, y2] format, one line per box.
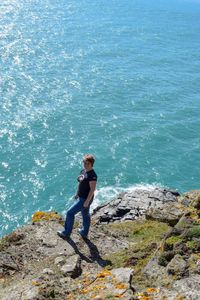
[83, 154, 95, 166]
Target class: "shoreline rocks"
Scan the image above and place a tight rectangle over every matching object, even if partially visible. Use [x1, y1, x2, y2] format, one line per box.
[92, 187, 180, 224]
[0, 187, 200, 300]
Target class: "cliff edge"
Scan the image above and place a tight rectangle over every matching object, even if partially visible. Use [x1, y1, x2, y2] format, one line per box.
[1, 188, 200, 300]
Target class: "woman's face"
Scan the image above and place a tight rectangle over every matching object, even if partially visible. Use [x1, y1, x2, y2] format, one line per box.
[82, 160, 92, 170]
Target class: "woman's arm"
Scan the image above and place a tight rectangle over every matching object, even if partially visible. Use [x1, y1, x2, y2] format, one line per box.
[83, 181, 96, 207]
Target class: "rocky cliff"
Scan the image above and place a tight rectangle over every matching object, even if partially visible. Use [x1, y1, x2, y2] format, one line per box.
[1, 187, 200, 300]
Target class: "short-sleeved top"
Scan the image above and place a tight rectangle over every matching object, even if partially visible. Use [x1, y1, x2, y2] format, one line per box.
[77, 168, 97, 201]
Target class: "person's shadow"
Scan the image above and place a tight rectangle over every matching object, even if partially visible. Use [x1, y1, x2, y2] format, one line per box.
[65, 236, 112, 267]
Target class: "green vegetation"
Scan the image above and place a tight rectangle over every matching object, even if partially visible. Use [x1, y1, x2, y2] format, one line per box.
[102, 219, 169, 286]
[158, 251, 175, 267]
[165, 236, 183, 248]
[186, 240, 197, 250]
[184, 225, 200, 239]
[0, 236, 9, 252]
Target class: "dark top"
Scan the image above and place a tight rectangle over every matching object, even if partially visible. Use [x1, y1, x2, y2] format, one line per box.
[77, 168, 97, 201]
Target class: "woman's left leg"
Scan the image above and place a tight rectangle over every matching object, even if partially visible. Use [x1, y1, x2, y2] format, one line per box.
[80, 206, 91, 236]
[64, 197, 85, 235]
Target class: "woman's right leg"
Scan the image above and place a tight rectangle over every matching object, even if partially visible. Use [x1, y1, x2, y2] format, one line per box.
[64, 197, 84, 235]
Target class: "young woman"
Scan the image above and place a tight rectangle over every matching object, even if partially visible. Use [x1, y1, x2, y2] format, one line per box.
[57, 154, 97, 239]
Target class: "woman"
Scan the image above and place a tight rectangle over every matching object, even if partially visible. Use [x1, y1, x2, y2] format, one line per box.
[57, 154, 97, 239]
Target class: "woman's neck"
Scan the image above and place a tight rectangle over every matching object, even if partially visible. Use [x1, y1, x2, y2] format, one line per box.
[85, 167, 93, 172]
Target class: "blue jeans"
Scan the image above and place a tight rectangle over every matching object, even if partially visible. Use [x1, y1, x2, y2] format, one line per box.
[63, 197, 91, 236]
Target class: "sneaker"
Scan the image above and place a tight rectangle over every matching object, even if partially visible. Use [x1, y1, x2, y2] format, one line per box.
[57, 230, 70, 239]
[77, 228, 88, 239]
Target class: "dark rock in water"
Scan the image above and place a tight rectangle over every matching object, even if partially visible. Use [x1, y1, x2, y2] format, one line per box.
[92, 187, 180, 224]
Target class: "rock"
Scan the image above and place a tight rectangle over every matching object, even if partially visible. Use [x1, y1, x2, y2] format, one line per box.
[21, 286, 40, 300]
[172, 274, 200, 300]
[166, 254, 187, 276]
[92, 188, 179, 224]
[6, 231, 25, 244]
[178, 190, 200, 209]
[146, 202, 184, 226]
[42, 268, 54, 275]
[0, 252, 20, 275]
[142, 256, 166, 282]
[110, 267, 133, 284]
[60, 255, 81, 278]
[42, 237, 58, 247]
[54, 256, 66, 266]
[196, 260, 200, 274]
[2, 187, 200, 300]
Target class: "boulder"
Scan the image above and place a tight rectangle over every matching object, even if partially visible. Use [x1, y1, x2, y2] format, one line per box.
[92, 188, 180, 224]
[146, 202, 184, 226]
[60, 255, 81, 278]
[110, 267, 133, 285]
[166, 254, 187, 276]
[178, 190, 200, 209]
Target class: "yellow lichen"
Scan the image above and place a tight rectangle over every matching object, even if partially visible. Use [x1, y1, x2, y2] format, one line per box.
[96, 269, 113, 278]
[114, 283, 128, 289]
[32, 211, 63, 224]
[32, 280, 42, 286]
[114, 294, 123, 298]
[146, 287, 159, 293]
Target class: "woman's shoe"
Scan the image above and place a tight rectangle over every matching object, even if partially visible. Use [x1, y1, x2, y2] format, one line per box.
[57, 230, 70, 239]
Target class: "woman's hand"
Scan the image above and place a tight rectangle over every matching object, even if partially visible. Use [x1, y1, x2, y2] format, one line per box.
[74, 194, 79, 200]
[83, 200, 90, 208]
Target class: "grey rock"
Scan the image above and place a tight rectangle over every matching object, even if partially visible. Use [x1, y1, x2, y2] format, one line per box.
[54, 256, 66, 266]
[42, 268, 54, 275]
[111, 267, 133, 284]
[146, 202, 184, 226]
[92, 187, 179, 224]
[172, 275, 200, 300]
[60, 255, 81, 278]
[142, 256, 166, 283]
[166, 254, 187, 276]
[21, 286, 40, 300]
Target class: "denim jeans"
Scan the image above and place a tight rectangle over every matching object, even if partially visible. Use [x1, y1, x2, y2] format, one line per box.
[63, 197, 91, 236]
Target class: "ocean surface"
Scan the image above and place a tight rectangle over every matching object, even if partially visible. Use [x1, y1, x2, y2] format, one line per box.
[0, 0, 200, 237]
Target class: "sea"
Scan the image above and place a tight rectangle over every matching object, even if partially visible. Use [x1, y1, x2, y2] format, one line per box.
[0, 0, 200, 237]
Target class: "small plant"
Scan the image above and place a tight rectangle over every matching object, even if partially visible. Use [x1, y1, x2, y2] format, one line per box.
[165, 235, 183, 250]
[158, 251, 175, 266]
[186, 240, 197, 250]
[184, 226, 200, 239]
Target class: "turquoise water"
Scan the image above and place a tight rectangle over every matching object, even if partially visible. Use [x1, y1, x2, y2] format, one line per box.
[0, 0, 200, 237]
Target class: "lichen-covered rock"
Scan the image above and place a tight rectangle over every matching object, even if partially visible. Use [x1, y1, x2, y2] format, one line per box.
[32, 211, 63, 224]
[178, 190, 200, 209]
